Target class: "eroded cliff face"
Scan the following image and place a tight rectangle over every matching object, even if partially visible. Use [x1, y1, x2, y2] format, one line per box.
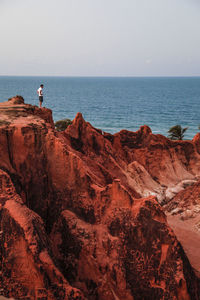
[164, 177, 200, 274]
[0, 97, 200, 299]
[0, 169, 83, 300]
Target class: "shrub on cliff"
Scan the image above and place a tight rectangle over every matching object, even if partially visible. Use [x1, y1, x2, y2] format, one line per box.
[167, 125, 188, 140]
[55, 118, 72, 131]
[8, 95, 24, 104]
[0, 120, 10, 126]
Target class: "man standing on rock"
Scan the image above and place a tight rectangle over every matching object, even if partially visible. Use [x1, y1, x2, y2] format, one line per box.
[37, 84, 44, 108]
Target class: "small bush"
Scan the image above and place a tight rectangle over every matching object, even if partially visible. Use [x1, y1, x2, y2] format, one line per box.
[55, 119, 72, 132]
[8, 95, 24, 104]
[0, 120, 11, 126]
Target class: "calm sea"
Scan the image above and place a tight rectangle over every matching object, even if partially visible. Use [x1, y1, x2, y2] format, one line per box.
[0, 76, 200, 139]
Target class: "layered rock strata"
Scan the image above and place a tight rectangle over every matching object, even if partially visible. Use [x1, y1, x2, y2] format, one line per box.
[0, 97, 200, 299]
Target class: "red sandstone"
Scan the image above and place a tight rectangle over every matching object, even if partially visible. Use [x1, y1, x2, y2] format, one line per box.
[0, 96, 200, 299]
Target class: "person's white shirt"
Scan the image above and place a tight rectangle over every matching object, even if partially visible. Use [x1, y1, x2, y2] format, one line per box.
[37, 87, 43, 96]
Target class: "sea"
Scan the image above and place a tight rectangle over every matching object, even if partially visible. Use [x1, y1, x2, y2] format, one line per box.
[0, 76, 200, 140]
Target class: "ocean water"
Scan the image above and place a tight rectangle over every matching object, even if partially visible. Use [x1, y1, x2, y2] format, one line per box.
[0, 76, 200, 139]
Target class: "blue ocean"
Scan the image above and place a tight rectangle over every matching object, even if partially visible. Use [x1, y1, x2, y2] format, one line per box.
[0, 76, 200, 139]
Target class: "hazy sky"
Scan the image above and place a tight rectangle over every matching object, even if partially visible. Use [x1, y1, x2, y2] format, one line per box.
[0, 0, 200, 76]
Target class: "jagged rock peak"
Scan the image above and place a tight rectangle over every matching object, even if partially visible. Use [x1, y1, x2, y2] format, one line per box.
[139, 124, 152, 135]
[74, 112, 84, 123]
[71, 112, 94, 131]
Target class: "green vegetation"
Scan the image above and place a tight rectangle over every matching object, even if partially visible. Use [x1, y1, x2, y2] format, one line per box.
[0, 120, 11, 126]
[54, 118, 72, 132]
[167, 125, 188, 140]
[8, 95, 24, 104]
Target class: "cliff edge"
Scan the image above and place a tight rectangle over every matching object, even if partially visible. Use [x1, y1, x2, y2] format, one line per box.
[0, 97, 200, 299]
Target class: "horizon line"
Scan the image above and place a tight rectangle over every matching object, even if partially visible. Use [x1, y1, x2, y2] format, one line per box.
[0, 75, 200, 78]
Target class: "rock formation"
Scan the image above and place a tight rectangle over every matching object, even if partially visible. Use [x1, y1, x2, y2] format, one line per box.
[0, 96, 200, 299]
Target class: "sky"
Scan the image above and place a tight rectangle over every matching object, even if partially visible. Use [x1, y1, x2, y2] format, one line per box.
[0, 0, 200, 76]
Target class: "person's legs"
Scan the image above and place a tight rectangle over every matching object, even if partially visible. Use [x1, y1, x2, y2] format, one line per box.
[39, 96, 43, 108]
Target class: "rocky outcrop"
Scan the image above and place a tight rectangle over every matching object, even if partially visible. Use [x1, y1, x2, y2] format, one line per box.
[0, 97, 200, 299]
[0, 170, 84, 300]
[164, 178, 200, 275]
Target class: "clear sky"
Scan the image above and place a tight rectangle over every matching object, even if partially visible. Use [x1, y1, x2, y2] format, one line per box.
[0, 0, 199, 76]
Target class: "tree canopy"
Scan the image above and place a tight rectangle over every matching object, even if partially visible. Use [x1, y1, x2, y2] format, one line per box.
[167, 125, 188, 140]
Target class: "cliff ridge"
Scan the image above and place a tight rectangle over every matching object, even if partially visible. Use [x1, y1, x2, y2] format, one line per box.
[0, 98, 200, 299]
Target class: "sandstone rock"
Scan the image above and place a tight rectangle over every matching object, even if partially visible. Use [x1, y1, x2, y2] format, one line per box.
[0, 169, 85, 299]
[164, 181, 200, 215]
[165, 180, 200, 274]
[165, 179, 197, 203]
[51, 192, 199, 299]
[193, 133, 200, 154]
[0, 99, 200, 299]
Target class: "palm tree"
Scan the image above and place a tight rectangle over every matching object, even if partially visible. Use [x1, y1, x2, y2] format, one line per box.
[167, 125, 188, 140]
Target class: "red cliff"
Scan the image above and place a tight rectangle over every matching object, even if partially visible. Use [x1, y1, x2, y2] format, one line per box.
[0, 97, 200, 299]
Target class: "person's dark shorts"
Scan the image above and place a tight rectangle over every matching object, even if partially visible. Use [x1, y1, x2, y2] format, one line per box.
[39, 96, 43, 102]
